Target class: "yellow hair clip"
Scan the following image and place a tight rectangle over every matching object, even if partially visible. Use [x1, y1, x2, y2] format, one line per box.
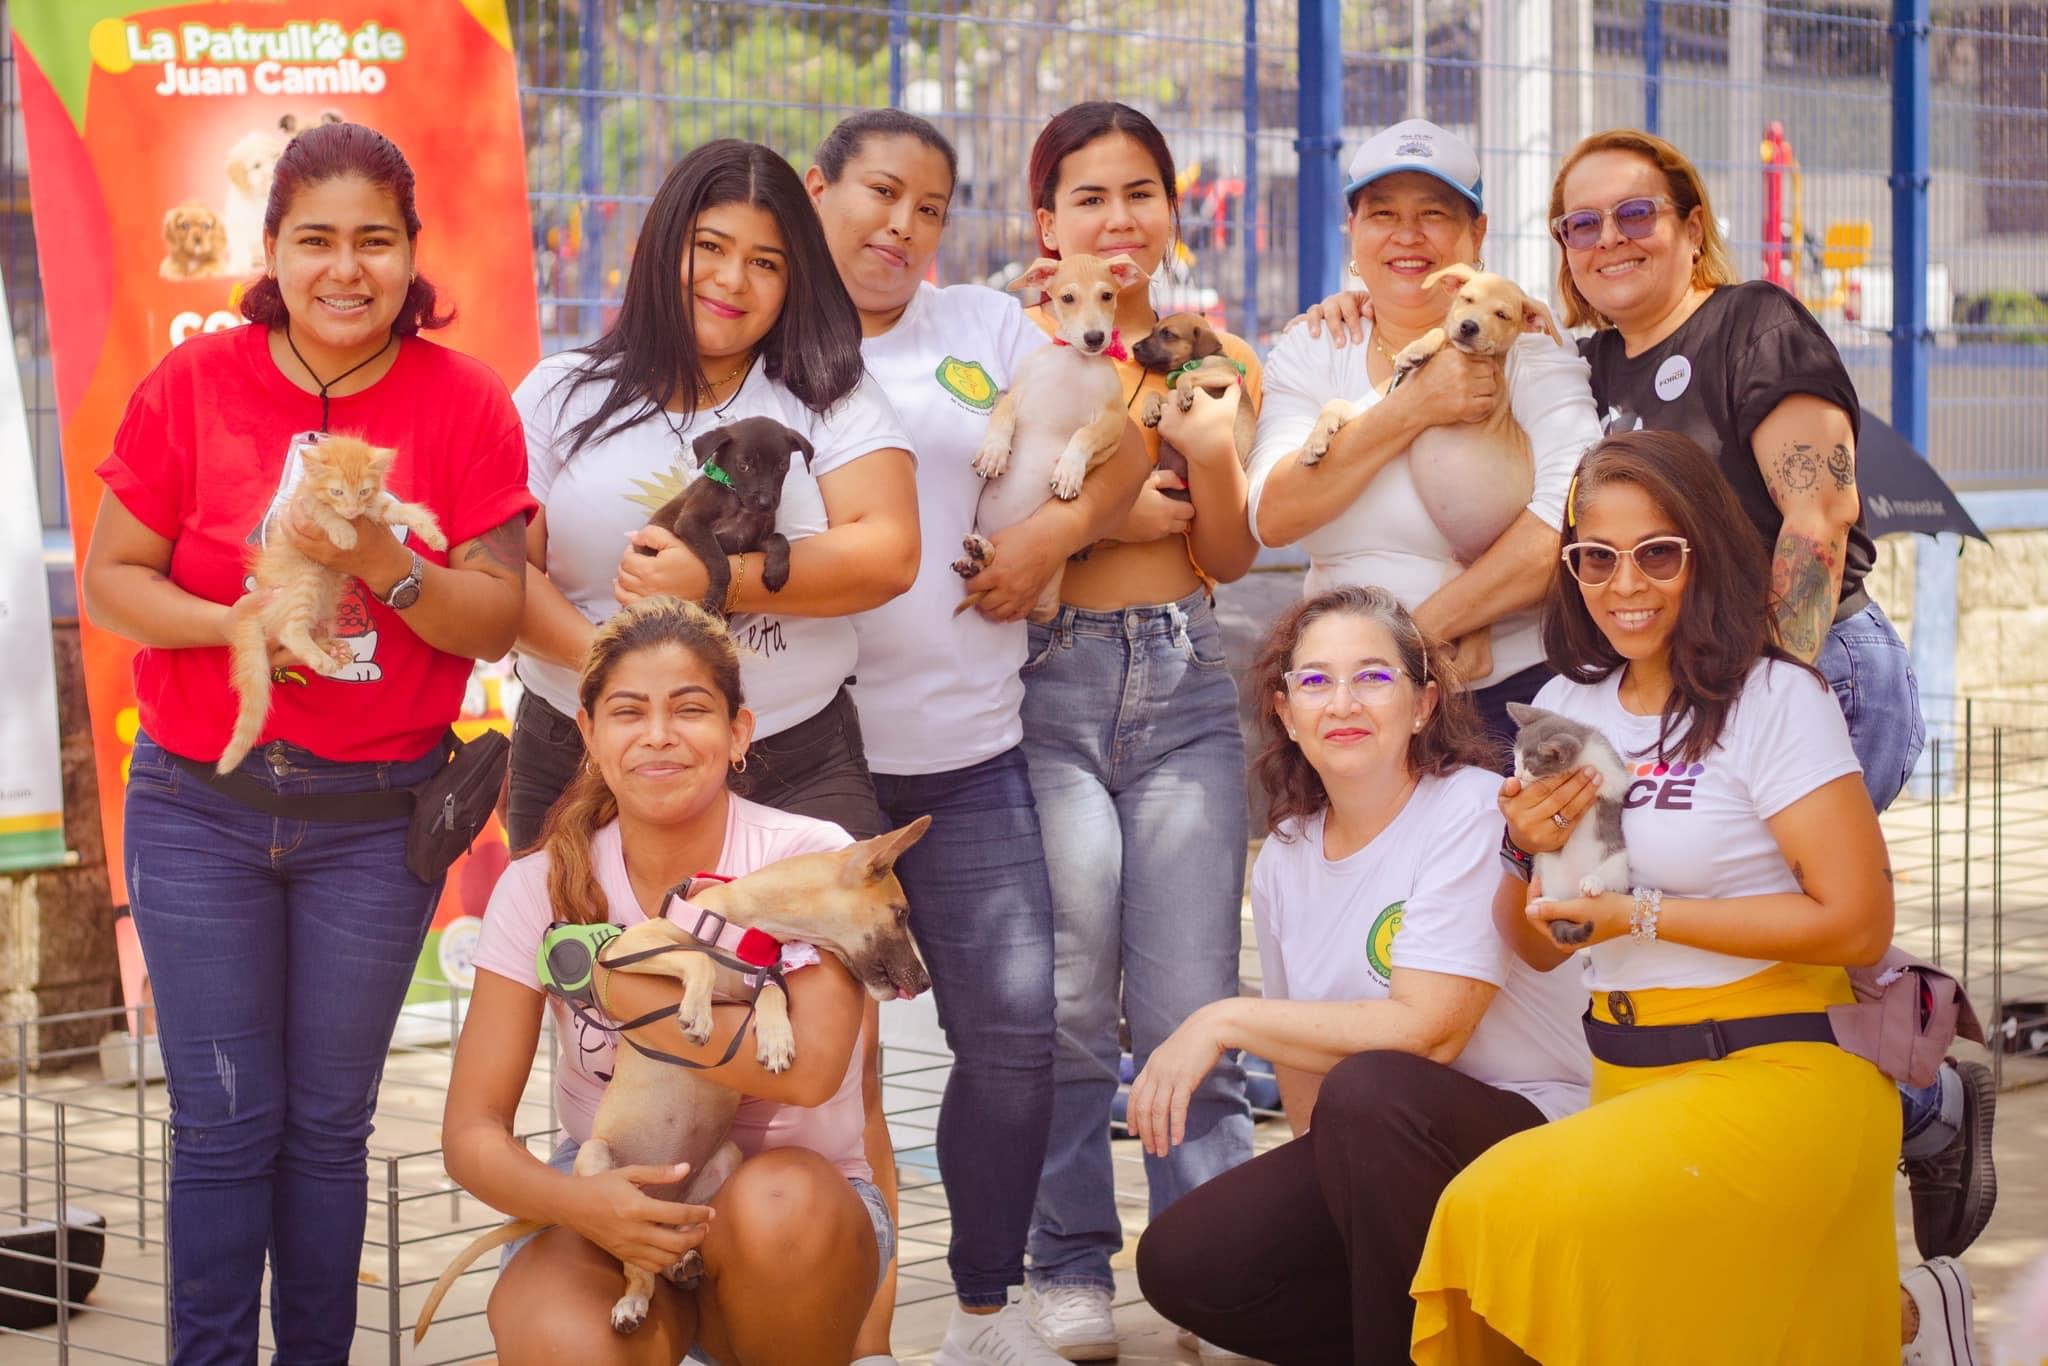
[1565, 470, 1581, 531]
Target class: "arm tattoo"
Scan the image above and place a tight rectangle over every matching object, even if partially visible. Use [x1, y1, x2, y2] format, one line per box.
[1881, 865, 1895, 886]
[1769, 528, 1836, 660]
[1772, 442, 1822, 495]
[461, 515, 529, 576]
[1826, 442, 1854, 491]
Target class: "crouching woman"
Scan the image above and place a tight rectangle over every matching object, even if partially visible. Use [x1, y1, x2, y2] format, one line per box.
[440, 597, 895, 1365]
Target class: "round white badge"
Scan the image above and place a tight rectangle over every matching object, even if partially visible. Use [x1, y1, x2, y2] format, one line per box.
[1654, 354, 1692, 401]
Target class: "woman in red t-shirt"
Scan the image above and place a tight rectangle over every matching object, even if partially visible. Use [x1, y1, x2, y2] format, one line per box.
[80, 122, 534, 1363]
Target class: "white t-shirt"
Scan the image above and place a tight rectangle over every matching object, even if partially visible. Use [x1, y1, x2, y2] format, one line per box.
[1250, 767, 1590, 1121]
[513, 352, 911, 737]
[1246, 327, 1601, 686]
[1531, 659, 1864, 991]
[469, 798, 872, 1179]
[850, 283, 1048, 774]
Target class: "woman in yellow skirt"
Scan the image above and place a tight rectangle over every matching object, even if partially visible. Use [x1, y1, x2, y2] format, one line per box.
[1410, 429, 1904, 1365]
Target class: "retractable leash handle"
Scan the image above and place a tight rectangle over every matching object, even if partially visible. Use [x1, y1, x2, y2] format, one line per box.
[536, 920, 622, 1017]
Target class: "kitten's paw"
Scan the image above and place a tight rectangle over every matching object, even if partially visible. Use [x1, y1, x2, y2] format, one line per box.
[1578, 874, 1609, 898]
[325, 522, 358, 551]
[1140, 392, 1167, 428]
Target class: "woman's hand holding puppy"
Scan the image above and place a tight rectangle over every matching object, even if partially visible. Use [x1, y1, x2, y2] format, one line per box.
[1112, 470, 1196, 546]
[563, 1160, 717, 1277]
[1388, 345, 1500, 429]
[615, 526, 712, 608]
[1154, 380, 1242, 469]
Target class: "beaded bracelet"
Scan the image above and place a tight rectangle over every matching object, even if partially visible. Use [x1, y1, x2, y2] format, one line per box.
[1628, 886, 1663, 942]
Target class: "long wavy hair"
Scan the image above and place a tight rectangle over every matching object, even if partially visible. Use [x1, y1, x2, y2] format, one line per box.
[535, 596, 746, 925]
[1549, 128, 1740, 330]
[1252, 586, 1497, 839]
[557, 139, 864, 456]
[239, 120, 452, 334]
[1541, 430, 1812, 764]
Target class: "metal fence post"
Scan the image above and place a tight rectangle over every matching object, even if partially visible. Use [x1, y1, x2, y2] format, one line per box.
[888, 0, 909, 109]
[1241, 0, 1260, 341]
[576, 1, 606, 329]
[1642, 0, 1662, 134]
[1295, 0, 1344, 312]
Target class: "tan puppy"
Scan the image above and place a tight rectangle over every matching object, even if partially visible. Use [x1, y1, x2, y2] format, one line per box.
[159, 202, 228, 280]
[952, 253, 1145, 621]
[1131, 312, 1254, 501]
[413, 817, 933, 1343]
[1302, 264, 1560, 680]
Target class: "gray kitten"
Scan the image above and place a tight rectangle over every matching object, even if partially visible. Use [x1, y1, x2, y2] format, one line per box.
[1507, 703, 1631, 947]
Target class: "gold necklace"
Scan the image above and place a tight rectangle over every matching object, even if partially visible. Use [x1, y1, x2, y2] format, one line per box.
[695, 354, 753, 399]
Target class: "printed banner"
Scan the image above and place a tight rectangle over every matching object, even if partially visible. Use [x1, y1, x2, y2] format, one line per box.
[0, 263, 70, 874]
[12, 1, 539, 901]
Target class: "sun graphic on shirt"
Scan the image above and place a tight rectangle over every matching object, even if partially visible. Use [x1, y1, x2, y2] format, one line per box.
[625, 466, 689, 514]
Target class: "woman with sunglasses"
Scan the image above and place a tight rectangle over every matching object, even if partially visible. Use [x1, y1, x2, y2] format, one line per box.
[1523, 130, 1993, 1287]
[1250, 120, 1602, 753]
[1128, 586, 1587, 1363]
[1411, 430, 1972, 1366]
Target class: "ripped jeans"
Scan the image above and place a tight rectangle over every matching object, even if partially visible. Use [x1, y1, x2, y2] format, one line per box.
[126, 732, 446, 1364]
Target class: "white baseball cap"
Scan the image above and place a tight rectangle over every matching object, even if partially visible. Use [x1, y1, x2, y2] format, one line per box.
[1342, 119, 1484, 211]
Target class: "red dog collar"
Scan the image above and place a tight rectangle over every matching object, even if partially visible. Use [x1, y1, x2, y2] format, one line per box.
[1052, 329, 1129, 363]
[683, 873, 780, 968]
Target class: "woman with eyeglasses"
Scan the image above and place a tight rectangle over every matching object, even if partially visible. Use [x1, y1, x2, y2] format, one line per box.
[1129, 585, 1588, 1363]
[1250, 120, 1603, 754]
[1522, 132, 1994, 1308]
[1409, 429, 1942, 1365]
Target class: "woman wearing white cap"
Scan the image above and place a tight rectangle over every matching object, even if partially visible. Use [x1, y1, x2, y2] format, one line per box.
[1249, 119, 1601, 755]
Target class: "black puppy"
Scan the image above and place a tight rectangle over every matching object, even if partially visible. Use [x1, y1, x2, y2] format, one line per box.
[642, 415, 813, 616]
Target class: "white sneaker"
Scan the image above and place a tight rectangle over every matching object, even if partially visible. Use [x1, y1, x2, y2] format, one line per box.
[1902, 1257, 1980, 1366]
[934, 1297, 1074, 1365]
[1025, 1283, 1119, 1361]
[1176, 1326, 1254, 1361]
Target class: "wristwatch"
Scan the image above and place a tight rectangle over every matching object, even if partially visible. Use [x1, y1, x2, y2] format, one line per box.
[379, 550, 426, 610]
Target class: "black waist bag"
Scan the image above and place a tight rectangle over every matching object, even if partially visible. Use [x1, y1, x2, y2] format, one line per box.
[175, 729, 510, 883]
[403, 730, 512, 882]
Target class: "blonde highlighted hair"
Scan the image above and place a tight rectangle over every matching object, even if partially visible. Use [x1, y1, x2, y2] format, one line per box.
[1550, 128, 1740, 330]
[535, 596, 745, 925]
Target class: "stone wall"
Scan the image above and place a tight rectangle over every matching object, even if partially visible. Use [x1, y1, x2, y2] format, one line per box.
[0, 621, 119, 1077]
[1866, 529, 2048, 704]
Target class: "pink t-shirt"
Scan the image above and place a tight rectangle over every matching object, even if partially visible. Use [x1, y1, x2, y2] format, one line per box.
[470, 796, 870, 1180]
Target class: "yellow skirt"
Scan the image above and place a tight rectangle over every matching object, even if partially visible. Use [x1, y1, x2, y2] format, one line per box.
[1410, 962, 1900, 1365]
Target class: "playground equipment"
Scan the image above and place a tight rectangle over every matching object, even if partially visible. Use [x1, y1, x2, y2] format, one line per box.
[1761, 119, 1876, 320]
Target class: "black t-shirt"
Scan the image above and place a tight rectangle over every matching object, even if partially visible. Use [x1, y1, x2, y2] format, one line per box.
[1580, 281, 1873, 613]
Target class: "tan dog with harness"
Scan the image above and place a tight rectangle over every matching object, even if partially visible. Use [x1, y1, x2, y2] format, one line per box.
[413, 817, 932, 1343]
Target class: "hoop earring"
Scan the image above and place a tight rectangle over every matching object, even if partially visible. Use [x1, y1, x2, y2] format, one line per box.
[1474, 256, 1485, 271]
[731, 754, 748, 775]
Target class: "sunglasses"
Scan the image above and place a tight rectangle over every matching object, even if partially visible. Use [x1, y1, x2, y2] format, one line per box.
[1550, 196, 1676, 251]
[1560, 536, 1691, 587]
[1282, 665, 1406, 704]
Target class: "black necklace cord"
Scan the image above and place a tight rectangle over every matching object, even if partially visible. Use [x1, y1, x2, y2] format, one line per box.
[284, 321, 397, 432]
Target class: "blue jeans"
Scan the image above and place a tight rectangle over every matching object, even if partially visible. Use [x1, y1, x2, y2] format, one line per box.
[126, 733, 446, 1365]
[1820, 601, 1925, 816]
[1019, 590, 1254, 1291]
[872, 748, 1057, 1308]
[1819, 604, 1944, 1143]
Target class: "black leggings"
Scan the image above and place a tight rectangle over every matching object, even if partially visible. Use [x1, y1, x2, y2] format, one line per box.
[1136, 1050, 1544, 1365]
[505, 685, 886, 850]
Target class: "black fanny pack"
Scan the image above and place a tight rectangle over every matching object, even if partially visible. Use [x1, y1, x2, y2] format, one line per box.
[1582, 1006, 1837, 1067]
[172, 729, 510, 883]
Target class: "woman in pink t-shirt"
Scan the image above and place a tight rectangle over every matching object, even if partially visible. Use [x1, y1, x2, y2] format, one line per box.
[444, 596, 891, 1363]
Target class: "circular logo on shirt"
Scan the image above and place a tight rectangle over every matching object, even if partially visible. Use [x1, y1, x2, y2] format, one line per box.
[1366, 901, 1405, 985]
[1654, 354, 1693, 401]
[437, 915, 484, 989]
[935, 356, 997, 412]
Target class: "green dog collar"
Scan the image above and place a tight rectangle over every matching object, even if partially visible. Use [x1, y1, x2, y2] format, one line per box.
[1165, 356, 1248, 389]
[699, 460, 736, 490]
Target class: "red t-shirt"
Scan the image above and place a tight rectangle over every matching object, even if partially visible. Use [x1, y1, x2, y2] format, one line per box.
[95, 323, 535, 764]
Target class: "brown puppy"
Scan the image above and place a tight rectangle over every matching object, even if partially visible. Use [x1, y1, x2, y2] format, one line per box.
[159, 202, 228, 279]
[1301, 265, 1560, 680]
[642, 415, 813, 617]
[1132, 312, 1254, 501]
[413, 817, 934, 1343]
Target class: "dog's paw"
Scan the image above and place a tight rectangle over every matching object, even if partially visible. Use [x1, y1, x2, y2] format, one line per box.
[1139, 391, 1166, 428]
[755, 1027, 796, 1074]
[971, 439, 1011, 479]
[664, 1250, 705, 1291]
[951, 533, 994, 580]
[677, 1002, 715, 1046]
[610, 1293, 651, 1334]
[1049, 449, 1087, 500]
[1548, 918, 1595, 947]
[1176, 384, 1200, 413]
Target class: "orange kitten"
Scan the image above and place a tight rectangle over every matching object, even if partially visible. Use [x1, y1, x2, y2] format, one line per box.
[217, 435, 447, 773]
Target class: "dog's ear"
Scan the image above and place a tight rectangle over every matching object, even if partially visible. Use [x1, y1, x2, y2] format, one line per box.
[278, 113, 300, 133]
[1424, 263, 1476, 296]
[1008, 257, 1063, 299]
[1190, 320, 1226, 358]
[786, 429, 816, 470]
[163, 207, 183, 247]
[840, 814, 933, 886]
[226, 157, 251, 195]
[692, 425, 735, 469]
[320, 109, 345, 125]
[1102, 254, 1150, 293]
[1521, 297, 1564, 345]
